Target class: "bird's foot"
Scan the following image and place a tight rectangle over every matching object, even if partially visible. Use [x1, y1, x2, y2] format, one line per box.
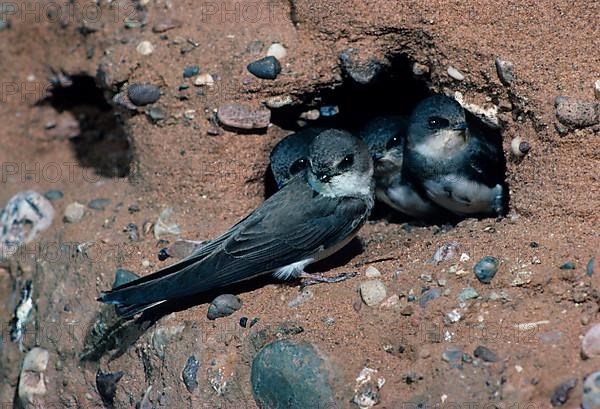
[299, 271, 358, 289]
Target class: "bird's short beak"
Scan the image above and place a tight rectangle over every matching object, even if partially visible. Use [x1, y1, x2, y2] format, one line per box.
[372, 152, 384, 162]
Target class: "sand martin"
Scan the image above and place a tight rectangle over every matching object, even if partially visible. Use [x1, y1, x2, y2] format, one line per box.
[100, 129, 374, 316]
[404, 94, 505, 217]
[269, 127, 324, 189]
[359, 115, 442, 219]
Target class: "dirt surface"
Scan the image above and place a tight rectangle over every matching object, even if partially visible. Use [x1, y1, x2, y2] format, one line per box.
[0, 0, 599, 407]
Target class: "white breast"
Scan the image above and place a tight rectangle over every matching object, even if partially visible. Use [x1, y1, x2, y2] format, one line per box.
[424, 175, 502, 215]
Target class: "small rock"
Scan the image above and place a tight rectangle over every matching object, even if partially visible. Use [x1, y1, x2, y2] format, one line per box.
[64, 202, 85, 223]
[194, 73, 214, 87]
[365, 266, 381, 278]
[145, 106, 167, 122]
[551, 378, 577, 406]
[412, 62, 429, 76]
[560, 262, 576, 270]
[588, 256, 596, 276]
[18, 347, 49, 408]
[182, 356, 199, 393]
[319, 105, 339, 117]
[432, 242, 460, 263]
[583, 371, 600, 409]
[359, 280, 387, 306]
[459, 287, 479, 302]
[266, 43, 287, 60]
[217, 103, 271, 130]
[446, 309, 461, 323]
[419, 288, 441, 308]
[512, 271, 533, 286]
[126, 223, 139, 241]
[207, 294, 242, 320]
[353, 368, 385, 409]
[582, 323, 600, 358]
[88, 198, 110, 210]
[152, 18, 182, 33]
[153, 207, 181, 239]
[183, 65, 200, 78]
[288, 289, 314, 308]
[511, 136, 530, 157]
[113, 268, 139, 289]
[447, 66, 465, 81]
[251, 340, 336, 408]
[474, 256, 499, 284]
[247, 56, 281, 80]
[22, 347, 49, 372]
[595, 80, 600, 101]
[157, 248, 170, 261]
[555, 96, 599, 128]
[96, 370, 124, 407]
[128, 84, 161, 106]
[442, 347, 463, 363]
[299, 109, 320, 121]
[339, 48, 386, 85]
[473, 345, 498, 362]
[113, 92, 138, 110]
[44, 190, 64, 201]
[240, 317, 248, 328]
[495, 57, 515, 86]
[266, 95, 293, 109]
[136, 40, 154, 55]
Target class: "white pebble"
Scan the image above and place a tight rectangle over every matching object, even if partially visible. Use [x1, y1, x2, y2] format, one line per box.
[142, 259, 151, 268]
[582, 323, 600, 358]
[299, 109, 320, 121]
[194, 73, 214, 87]
[267, 43, 287, 60]
[136, 41, 154, 56]
[594, 80, 600, 101]
[459, 253, 470, 262]
[365, 266, 381, 278]
[359, 280, 387, 306]
[22, 347, 49, 372]
[447, 66, 465, 81]
[64, 202, 85, 223]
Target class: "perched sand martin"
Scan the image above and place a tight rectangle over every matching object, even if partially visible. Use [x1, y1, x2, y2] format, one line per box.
[404, 94, 505, 217]
[269, 127, 324, 189]
[100, 129, 374, 316]
[359, 115, 442, 219]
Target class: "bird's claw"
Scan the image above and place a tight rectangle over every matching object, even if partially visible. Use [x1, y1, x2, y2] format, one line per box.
[299, 271, 358, 289]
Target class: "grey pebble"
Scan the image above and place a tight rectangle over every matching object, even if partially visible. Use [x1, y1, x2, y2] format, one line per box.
[96, 369, 124, 407]
[128, 84, 161, 106]
[339, 48, 385, 85]
[44, 190, 64, 201]
[88, 198, 111, 210]
[145, 106, 167, 122]
[247, 56, 281, 80]
[495, 57, 515, 86]
[207, 294, 242, 320]
[474, 256, 499, 284]
[112, 268, 139, 289]
[459, 287, 479, 302]
[588, 256, 596, 277]
[181, 355, 199, 393]
[551, 377, 577, 407]
[555, 96, 599, 128]
[473, 345, 498, 362]
[125, 223, 139, 241]
[442, 347, 463, 363]
[583, 371, 600, 409]
[419, 288, 441, 308]
[217, 103, 270, 130]
[559, 262, 575, 270]
[64, 202, 85, 223]
[183, 65, 199, 78]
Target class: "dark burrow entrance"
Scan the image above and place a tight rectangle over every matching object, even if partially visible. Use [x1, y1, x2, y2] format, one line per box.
[266, 54, 509, 223]
[39, 74, 132, 178]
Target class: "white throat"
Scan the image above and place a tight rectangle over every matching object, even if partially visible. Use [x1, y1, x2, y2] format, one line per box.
[308, 168, 373, 198]
[414, 129, 467, 158]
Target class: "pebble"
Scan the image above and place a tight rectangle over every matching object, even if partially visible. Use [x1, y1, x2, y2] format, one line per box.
[339, 48, 385, 85]
[136, 40, 154, 55]
[217, 103, 271, 130]
[247, 56, 281, 80]
[442, 347, 463, 363]
[551, 378, 577, 406]
[157, 248, 170, 261]
[447, 66, 465, 81]
[560, 262, 575, 270]
[353, 367, 384, 409]
[511, 136, 531, 157]
[583, 371, 600, 409]
[112, 268, 139, 289]
[207, 294, 242, 320]
[96, 370, 124, 406]
[511, 271, 533, 286]
[265, 95, 293, 108]
[145, 106, 167, 122]
[266, 43, 287, 60]
[1, 191, 54, 257]
[183, 65, 200, 78]
[595, 80, 600, 101]
[18, 347, 49, 408]
[152, 18, 182, 33]
[495, 57, 515, 86]
[126, 223, 140, 241]
[194, 73, 214, 87]
[44, 190, 64, 201]
[459, 287, 479, 302]
[473, 345, 498, 362]
[474, 256, 499, 284]
[419, 288, 441, 308]
[240, 317, 248, 328]
[251, 340, 336, 408]
[64, 202, 85, 223]
[555, 96, 599, 128]
[319, 105, 339, 117]
[359, 280, 387, 306]
[288, 289, 314, 308]
[153, 207, 181, 239]
[582, 323, 600, 358]
[128, 84, 161, 106]
[412, 62, 430, 76]
[432, 242, 460, 263]
[365, 266, 381, 278]
[182, 356, 199, 393]
[88, 198, 111, 210]
[299, 109, 320, 121]
[588, 256, 596, 276]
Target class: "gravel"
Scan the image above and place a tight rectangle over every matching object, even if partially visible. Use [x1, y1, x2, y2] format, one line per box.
[247, 56, 282, 79]
[128, 84, 161, 106]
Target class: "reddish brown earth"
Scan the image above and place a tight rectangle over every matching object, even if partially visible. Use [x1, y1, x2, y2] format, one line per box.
[0, 0, 599, 408]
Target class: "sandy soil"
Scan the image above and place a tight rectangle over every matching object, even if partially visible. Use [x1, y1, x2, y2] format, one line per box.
[0, 0, 599, 407]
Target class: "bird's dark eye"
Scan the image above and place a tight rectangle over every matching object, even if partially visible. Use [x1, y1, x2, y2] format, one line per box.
[289, 157, 307, 175]
[337, 154, 354, 170]
[428, 116, 450, 129]
[385, 135, 403, 150]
